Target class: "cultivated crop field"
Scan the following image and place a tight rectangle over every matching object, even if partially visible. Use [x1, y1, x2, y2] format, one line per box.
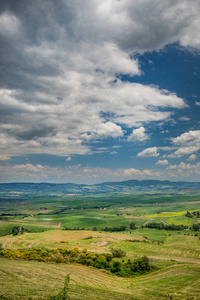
[0, 187, 200, 299]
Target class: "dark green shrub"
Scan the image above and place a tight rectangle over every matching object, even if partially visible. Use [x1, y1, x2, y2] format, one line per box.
[105, 253, 113, 262]
[93, 255, 109, 269]
[11, 226, 27, 236]
[130, 222, 136, 229]
[77, 258, 87, 265]
[86, 259, 94, 266]
[111, 261, 122, 273]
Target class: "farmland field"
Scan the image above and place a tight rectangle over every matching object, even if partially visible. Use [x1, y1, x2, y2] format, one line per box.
[0, 183, 200, 299]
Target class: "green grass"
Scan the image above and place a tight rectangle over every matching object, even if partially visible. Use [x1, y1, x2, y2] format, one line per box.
[0, 221, 59, 239]
[1, 229, 200, 263]
[1, 191, 200, 299]
[1, 192, 200, 231]
[114, 233, 200, 262]
[0, 258, 200, 299]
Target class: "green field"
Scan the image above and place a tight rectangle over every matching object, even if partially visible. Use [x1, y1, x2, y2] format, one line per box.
[0, 190, 200, 299]
[1, 258, 200, 299]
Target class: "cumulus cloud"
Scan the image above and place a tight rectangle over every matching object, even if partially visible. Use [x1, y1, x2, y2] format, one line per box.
[168, 146, 199, 158]
[123, 168, 160, 177]
[172, 130, 200, 146]
[0, 0, 199, 160]
[179, 116, 190, 121]
[156, 159, 169, 165]
[137, 147, 160, 157]
[0, 161, 198, 183]
[167, 130, 200, 158]
[195, 101, 200, 106]
[167, 162, 200, 174]
[0, 154, 11, 161]
[93, 122, 124, 139]
[128, 127, 149, 141]
[0, 163, 161, 183]
[187, 154, 197, 161]
[66, 157, 72, 162]
[12, 164, 44, 172]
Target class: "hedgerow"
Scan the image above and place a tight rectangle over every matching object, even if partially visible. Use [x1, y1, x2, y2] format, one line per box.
[0, 247, 151, 277]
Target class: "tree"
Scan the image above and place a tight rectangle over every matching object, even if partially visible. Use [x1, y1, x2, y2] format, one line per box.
[192, 224, 200, 231]
[130, 222, 136, 230]
[11, 226, 26, 236]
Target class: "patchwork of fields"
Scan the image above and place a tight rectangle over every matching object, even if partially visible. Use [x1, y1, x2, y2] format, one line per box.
[0, 188, 200, 299]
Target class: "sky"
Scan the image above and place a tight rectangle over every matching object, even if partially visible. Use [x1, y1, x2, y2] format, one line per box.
[0, 0, 200, 184]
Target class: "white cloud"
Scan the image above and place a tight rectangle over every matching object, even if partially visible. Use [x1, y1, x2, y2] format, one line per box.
[161, 130, 169, 134]
[167, 162, 200, 175]
[111, 145, 121, 149]
[0, 161, 199, 183]
[172, 130, 200, 146]
[123, 168, 160, 177]
[156, 159, 169, 165]
[0, 155, 11, 161]
[66, 157, 72, 162]
[93, 122, 124, 139]
[128, 126, 149, 142]
[137, 147, 160, 157]
[167, 130, 200, 158]
[1, 0, 199, 160]
[179, 116, 190, 121]
[13, 164, 44, 173]
[0, 163, 161, 183]
[195, 101, 200, 106]
[187, 154, 196, 161]
[168, 146, 199, 158]
[110, 151, 117, 155]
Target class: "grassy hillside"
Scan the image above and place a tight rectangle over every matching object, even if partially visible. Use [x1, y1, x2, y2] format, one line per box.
[0, 258, 200, 299]
[1, 229, 200, 262]
[1, 189, 200, 299]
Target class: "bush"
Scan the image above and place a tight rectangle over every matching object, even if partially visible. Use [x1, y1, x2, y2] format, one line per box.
[52, 253, 64, 263]
[93, 255, 110, 269]
[77, 258, 87, 265]
[86, 259, 94, 266]
[105, 253, 113, 262]
[111, 248, 126, 258]
[69, 249, 79, 257]
[111, 261, 122, 273]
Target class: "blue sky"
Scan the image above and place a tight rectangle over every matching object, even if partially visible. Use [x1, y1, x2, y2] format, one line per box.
[0, 0, 200, 183]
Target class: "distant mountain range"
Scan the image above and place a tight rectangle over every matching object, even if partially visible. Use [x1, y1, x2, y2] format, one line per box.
[0, 180, 200, 195]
